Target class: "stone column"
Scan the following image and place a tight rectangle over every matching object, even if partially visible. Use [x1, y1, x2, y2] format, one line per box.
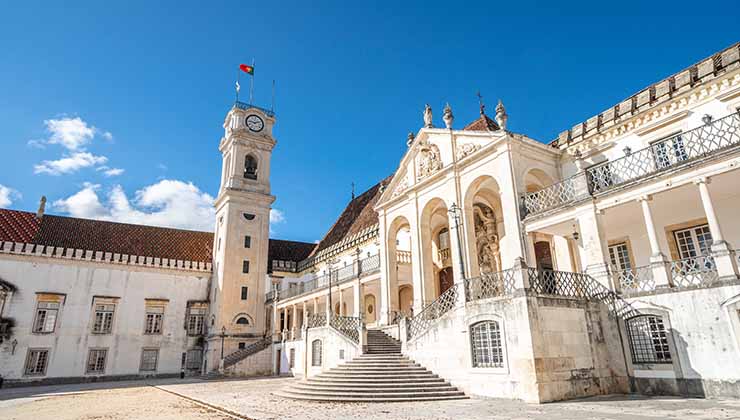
[353, 280, 362, 318]
[338, 287, 344, 316]
[637, 195, 671, 288]
[291, 304, 298, 340]
[302, 300, 308, 328]
[695, 178, 738, 279]
[448, 205, 467, 307]
[575, 205, 612, 290]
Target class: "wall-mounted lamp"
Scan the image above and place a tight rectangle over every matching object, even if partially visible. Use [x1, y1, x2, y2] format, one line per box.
[702, 114, 713, 125]
[572, 225, 580, 241]
[623, 146, 632, 156]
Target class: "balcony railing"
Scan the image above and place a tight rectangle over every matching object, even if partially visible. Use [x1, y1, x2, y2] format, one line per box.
[527, 268, 593, 299]
[266, 253, 381, 303]
[438, 248, 451, 266]
[329, 315, 362, 344]
[612, 264, 654, 294]
[306, 313, 327, 328]
[406, 283, 459, 341]
[396, 250, 412, 264]
[670, 255, 718, 289]
[522, 111, 740, 218]
[464, 269, 516, 302]
[234, 100, 275, 117]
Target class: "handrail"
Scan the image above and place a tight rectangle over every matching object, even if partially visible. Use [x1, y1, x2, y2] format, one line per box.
[406, 283, 459, 341]
[223, 336, 271, 368]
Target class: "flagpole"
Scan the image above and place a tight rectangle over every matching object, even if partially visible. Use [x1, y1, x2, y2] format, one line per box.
[271, 79, 275, 113]
[249, 58, 255, 104]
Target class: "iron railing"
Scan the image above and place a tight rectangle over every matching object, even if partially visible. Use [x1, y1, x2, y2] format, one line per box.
[670, 255, 718, 288]
[527, 268, 593, 298]
[613, 265, 655, 294]
[522, 111, 740, 218]
[464, 269, 517, 302]
[329, 315, 362, 344]
[223, 336, 271, 368]
[266, 254, 381, 302]
[234, 101, 275, 117]
[406, 283, 459, 340]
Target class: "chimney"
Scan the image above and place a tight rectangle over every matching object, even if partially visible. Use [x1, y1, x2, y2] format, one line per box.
[36, 196, 47, 220]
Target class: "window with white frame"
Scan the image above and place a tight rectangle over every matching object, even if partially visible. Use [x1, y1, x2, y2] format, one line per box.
[144, 304, 164, 335]
[311, 339, 322, 366]
[626, 315, 672, 364]
[92, 303, 115, 334]
[24, 348, 49, 375]
[608, 242, 633, 272]
[674, 224, 713, 260]
[652, 133, 688, 169]
[86, 348, 108, 374]
[470, 320, 504, 368]
[33, 301, 60, 333]
[186, 306, 206, 335]
[140, 348, 159, 372]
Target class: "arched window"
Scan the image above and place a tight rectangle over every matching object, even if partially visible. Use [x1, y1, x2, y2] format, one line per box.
[626, 315, 672, 364]
[437, 228, 450, 250]
[236, 316, 250, 325]
[470, 320, 504, 368]
[244, 154, 258, 180]
[311, 339, 322, 366]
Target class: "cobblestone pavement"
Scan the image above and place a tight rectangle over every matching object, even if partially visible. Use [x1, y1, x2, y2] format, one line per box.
[2, 377, 740, 420]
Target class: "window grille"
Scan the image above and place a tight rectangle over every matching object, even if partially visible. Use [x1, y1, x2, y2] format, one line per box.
[243, 260, 250, 273]
[33, 301, 59, 333]
[311, 339, 322, 366]
[241, 286, 248, 300]
[92, 304, 115, 334]
[144, 306, 164, 334]
[86, 348, 108, 373]
[25, 349, 49, 375]
[289, 348, 295, 368]
[187, 313, 204, 335]
[626, 315, 672, 364]
[140, 349, 159, 372]
[185, 349, 202, 370]
[470, 320, 504, 368]
[244, 235, 251, 248]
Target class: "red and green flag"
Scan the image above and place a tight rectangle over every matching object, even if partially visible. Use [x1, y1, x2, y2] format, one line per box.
[239, 63, 254, 75]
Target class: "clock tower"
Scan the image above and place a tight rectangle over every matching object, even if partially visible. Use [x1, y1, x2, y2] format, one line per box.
[209, 102, 276, 368]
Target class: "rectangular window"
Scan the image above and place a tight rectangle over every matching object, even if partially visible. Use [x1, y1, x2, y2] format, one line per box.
[238, 342, 246, 349]
[33, 301, 60, 333]
[244, 235, 251, 248]
[185, 349, 202, 370]
[674, 224, 713, 260]
[186, 308, 205, 336]
[241, 286, 248, 300]
[86, 348, 108, 374]
[242, 260, 250, 274]
[92, 303, 115, 334]
[627, 315, 672, 364]
[652, 133, 687, 169]
[608, 242, 632, 271]
[144, 306, 164, 335]
[140, 349, 159, 372]
[289, 348, 296, 368]
[24, 349, 49, 376]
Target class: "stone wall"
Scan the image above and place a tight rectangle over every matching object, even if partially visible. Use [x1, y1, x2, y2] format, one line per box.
[224, 346, 272, 377]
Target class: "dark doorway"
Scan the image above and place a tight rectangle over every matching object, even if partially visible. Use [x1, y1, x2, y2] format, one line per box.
[534, 241, 556, 293]
[438, 267, 454, 296]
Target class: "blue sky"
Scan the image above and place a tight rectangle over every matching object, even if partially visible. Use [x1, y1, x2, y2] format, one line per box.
[1, 1, 738, 243]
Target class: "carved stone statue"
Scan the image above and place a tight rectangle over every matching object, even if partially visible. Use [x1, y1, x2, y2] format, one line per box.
[416, 139, 442, 180]
[495, 99, 508, 130]
[407, 132, 415, 147]
[474, 203, 501, 273]
[423, 104, 433, 128]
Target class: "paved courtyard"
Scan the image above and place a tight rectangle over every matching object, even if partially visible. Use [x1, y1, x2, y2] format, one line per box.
[1, 377, 740, 420]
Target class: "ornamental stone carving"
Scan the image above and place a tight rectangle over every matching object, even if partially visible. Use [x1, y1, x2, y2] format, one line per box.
[456, 142, 481, 160]
[423, 104, 433, 128]
[495, 100, 508, 130]
[416, 139, 442, 181]
[391, 176, 408, 197]
[443, 103, 454, 129]
[474, 203, 501, 274]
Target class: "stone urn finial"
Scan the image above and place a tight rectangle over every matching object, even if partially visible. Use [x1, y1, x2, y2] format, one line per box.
[442, 103, 454, 129]
[495, 99, 508, 130]
[423, 104, 433, 128]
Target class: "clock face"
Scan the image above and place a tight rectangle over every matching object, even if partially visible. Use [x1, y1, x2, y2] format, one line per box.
[246, 115, 264, 132]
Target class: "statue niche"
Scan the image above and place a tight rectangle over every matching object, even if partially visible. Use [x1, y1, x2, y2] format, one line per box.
[416, 139, 442, 181]
[474, 203, 501, 274]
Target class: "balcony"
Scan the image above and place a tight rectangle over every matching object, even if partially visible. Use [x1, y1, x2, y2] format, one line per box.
[265, 254, 381, 303]
[396, 250, 412, 264]
[522, 111, 740, 218]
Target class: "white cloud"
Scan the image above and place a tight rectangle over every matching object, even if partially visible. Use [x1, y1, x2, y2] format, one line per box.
[0, 184, 19, 208]
[45, 117, 97, 151]
[103, 168, 124, 177]
[34, 152, 108, 175]
[270, 209, 285, 225]
[53, 179, 216, 231]
[102, 131, 114, 141]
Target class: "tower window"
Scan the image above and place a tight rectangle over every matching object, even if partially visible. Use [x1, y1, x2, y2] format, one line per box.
[236, 317, 249, 325]
[244, 154, 258, 180]
[241, 286, 248, 300]
[242, 260, 250, 273]
[244, 235, 251, 248]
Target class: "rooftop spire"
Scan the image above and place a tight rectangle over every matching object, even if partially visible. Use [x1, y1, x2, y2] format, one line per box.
[477, 91, 485, 115]
[36, 196, 46, 220]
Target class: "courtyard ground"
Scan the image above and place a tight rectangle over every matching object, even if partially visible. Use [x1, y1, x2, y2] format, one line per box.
[1, 376, 740, 420]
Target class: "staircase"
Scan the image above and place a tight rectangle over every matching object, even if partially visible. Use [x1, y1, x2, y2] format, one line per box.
[223, 336, 271, 369]
[275, 329, 466, 402]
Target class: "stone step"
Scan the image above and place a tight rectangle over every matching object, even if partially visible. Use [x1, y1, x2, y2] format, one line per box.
[342, 362, 419, 367]
[306, 378, 449, 386]
[317, 373, 440, 380]
[273, 390, 468, 403]
[278, 389, 466, 399]
[330, 367, 428, 374]
[291, 384, 459, 393]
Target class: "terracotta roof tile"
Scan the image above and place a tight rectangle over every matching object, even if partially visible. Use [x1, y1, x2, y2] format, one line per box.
[268, 239, 316, 266]
[0, 209, 213, 262]
[463, 114, 499, 131]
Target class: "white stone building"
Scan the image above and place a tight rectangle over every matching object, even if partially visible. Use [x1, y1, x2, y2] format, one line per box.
[1, 42, 740, 402]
